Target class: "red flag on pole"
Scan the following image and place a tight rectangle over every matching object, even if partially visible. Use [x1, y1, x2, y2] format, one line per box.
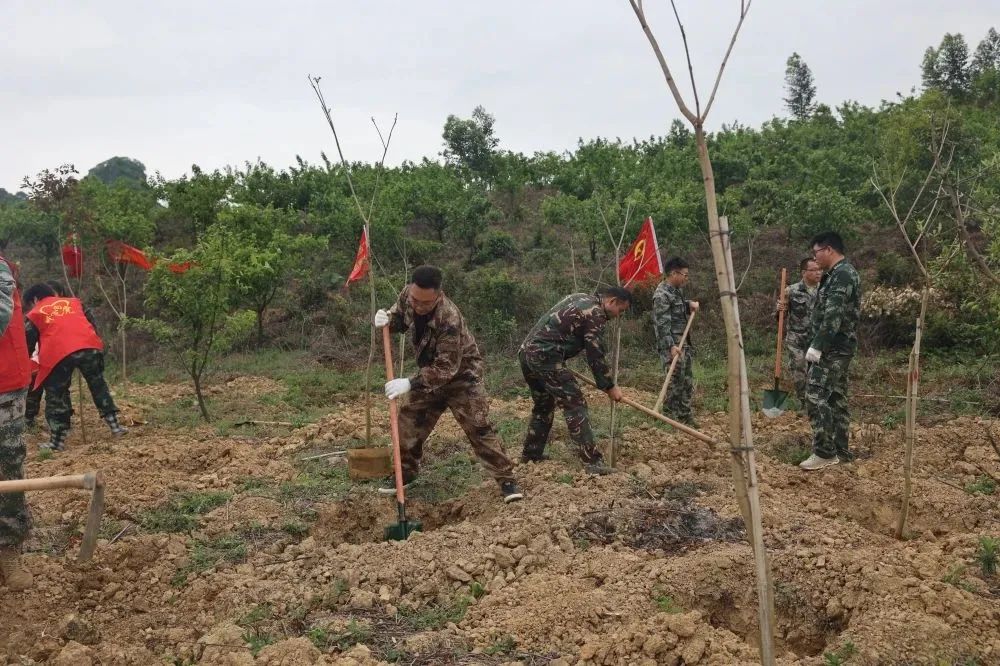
[345, 225, 370, 288]
[618, 217, 663, 286]
[167, 261, 194, 274]
[106, 240, 155, 270]
[61, 233, 83, 278]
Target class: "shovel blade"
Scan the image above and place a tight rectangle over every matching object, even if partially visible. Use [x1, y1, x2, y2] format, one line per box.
[761, 389, 788, 418]
[77, 481, 105, 562]
[384, 519, 423, 541]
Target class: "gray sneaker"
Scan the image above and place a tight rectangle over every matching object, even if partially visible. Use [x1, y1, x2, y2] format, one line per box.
[799, 454, 839, 471]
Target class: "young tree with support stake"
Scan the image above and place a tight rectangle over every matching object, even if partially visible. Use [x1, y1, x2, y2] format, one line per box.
[626, 1, 775, 662]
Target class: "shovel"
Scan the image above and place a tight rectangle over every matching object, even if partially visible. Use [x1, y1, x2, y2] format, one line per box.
[0, 471, 105, 562]
[762, 268, 789, 417]
[652, 310, 696, 414]
[380, 326, 422, 541]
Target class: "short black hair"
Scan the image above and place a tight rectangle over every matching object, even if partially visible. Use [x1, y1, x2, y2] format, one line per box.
[799, 257, 817, 271]
[411, 265, 443, 290]
[46, 280, 68, 296]
[599, 285, 634, 304]
[664, 257, 689, 274]
[22, 283, 57, 308]
[810, 231, 845, 254]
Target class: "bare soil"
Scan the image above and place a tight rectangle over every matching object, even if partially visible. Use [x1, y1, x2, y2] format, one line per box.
[2, 378, 998, 665]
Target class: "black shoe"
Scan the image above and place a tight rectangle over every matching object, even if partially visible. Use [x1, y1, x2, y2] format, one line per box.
[519, 453, 549, 464]
[500, 481, 524, 503]
[583, 455, 612, 476]
[40, 431, 67, 453]
[377, 474, 415, 496]
[103, 413, 128, 436]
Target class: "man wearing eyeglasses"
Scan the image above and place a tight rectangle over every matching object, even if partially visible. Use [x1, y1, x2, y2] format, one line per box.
[653, 257, 700, 427]
[374, 265, 523, 503]
[777, 257, 822, 407]
[799, 232, 861, 471]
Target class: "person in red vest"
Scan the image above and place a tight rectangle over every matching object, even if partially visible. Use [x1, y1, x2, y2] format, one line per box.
[23, 280, 67, 429]
[0, 254, 34, 591]
[23, 284, 127, 452]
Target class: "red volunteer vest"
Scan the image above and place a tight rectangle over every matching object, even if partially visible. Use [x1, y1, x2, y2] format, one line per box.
[26, 296, 103, 389]
[0, 256, 31, 394]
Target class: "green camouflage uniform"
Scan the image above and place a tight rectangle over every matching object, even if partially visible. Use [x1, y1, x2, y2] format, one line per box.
[0, 259, 31, 548]
[518, 293, 613, 463]
[652, 282, 695, 424]
[807, 259, 861, 460]
[387, 287, 515, 483]
[783, 280, 818, 405]
[25, 314, 119, 439]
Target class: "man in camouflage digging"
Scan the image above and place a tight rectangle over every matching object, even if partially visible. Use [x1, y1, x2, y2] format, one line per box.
[518, 287, 631, 473]
[374, 265, 523, 503]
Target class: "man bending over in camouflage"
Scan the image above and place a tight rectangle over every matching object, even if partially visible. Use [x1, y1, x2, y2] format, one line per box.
[518, 287, 631, 472]
[652, 257, 700, 426]
[374, 265, 523, 503]
[777, 257, 821, 407]
[800, 232, 861, 471]
[0, 253, 33, 590]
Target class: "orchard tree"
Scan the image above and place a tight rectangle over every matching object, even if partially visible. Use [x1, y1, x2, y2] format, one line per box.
[783, 52, 817, 119]
[922, 33, 972, 98]
[155, 165, 233, 245]
[141, 231, 254, 421]
[87, 156, 148, 187]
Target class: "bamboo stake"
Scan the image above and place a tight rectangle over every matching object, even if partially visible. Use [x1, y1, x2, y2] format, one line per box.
[77, 373, 87, 445]
[896, 286, 929, 539]
[653, 311, 696, 413]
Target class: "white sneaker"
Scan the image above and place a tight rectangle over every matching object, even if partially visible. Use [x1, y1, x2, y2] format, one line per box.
[799, 454, 839, 471]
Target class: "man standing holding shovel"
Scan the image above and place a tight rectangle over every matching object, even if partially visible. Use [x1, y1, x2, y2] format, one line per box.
[653, 258, 700, 427]
[374, 265, 523, 503]
[800, 232, 861, 471]
[777, 258, 822, 408]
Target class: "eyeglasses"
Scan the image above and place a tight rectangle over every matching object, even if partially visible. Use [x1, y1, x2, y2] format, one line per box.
[672, 271, 689, 277]
[811, 246, 830, 257]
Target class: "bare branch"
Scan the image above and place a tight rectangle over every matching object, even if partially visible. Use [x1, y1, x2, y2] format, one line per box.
[366, 113, 399, 222]
[308, 75, 368, 225]
[701, 0, 752, 120]
[669, 0, 701, 117]
[735, 230, 757, 292]
[627, 0, 698, 123]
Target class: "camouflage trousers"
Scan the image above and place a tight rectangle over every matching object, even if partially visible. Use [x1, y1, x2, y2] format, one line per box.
[43, 349, 119, 436]
[785, 343, 808, 406]
[0, 389, 32, 548]
[519, 356, 601, 464]
[661, 349, 695, 424]
[397, 378, 515, 483]
[24, 382, 42, 424]
[806, 354, 853, 459]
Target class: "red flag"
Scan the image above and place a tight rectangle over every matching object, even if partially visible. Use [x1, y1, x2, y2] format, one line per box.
[345, 226, 370, 287]
[167, 261, 194, 274]
[61, 234, 83, 278]
[618, 217, 663, 286]
[106, 240, 154, 270]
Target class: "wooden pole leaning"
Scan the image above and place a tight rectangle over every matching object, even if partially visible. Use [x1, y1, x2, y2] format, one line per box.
[652, 311, 697, 413]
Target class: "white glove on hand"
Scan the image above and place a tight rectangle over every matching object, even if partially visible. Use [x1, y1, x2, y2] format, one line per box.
[374, 309, 390, 328]
[805, 347, 822, 363]
[385, 378, 411, 400]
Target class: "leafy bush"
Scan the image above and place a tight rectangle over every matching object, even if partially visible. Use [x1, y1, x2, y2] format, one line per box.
[472, 230, 519, 264]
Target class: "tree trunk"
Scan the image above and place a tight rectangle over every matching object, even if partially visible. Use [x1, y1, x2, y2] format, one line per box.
[896, 286, 929, 539]
[589, 237, 597, 263]
[695, 124, 775, 660]
[943, 180, 1000, 285]
[256, 306, 266, 347]
[192, 373, 211, 422]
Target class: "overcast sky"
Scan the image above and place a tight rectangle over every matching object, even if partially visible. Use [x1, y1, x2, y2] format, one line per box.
[2, 1, 995, 192]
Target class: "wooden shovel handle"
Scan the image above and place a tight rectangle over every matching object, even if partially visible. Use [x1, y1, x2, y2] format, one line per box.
[774, 268, 787, 380]
[0, 471, 102, 494]
[382, 326, 406, 505]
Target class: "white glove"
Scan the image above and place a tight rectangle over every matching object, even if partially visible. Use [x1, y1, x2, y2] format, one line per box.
[374, 309, 390, 328]
[805, 347, 822, 363]
[385, 378, 411, 399]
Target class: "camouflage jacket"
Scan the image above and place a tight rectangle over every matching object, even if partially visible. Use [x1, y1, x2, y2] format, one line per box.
[810, 259, 861, 357]
[387, 286, 484, 392]
[519, 293, 615, 390]
[783, 280, 818, 351]
[652, 282, 693, 359]
[0, 256, 13, 338]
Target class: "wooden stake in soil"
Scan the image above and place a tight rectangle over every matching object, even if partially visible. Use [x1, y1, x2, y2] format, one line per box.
[896, 286, 929, 539]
